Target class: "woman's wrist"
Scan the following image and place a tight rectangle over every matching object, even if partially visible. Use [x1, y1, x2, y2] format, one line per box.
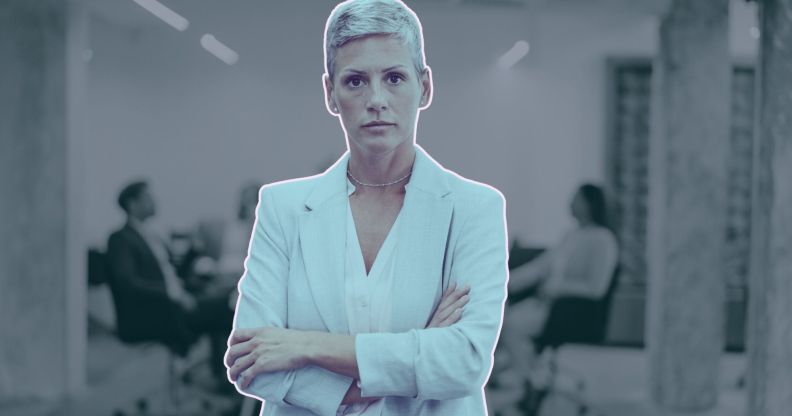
[300, 332, 360, 379]
[300, 330, 323, 366]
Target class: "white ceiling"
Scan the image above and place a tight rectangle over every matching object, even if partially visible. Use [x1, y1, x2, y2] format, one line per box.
[80, 0, 672, 29]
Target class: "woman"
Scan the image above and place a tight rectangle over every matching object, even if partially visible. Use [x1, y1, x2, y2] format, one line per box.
[507, 184, 618, 300]
[494, 184, 618, 415]
[224, 1, 509, 415]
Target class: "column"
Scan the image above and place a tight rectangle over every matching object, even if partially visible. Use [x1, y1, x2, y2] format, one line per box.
[645, 0, 730, 411]
[746, 0, 792, 415]
[0, 0, 86, 401]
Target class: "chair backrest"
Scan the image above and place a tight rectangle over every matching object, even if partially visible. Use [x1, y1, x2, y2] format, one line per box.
[598, 264, 621, 338]
[88, 248, 110, 286]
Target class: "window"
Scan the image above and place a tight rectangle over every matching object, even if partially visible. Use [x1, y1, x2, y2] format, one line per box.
[607, 61, 754, 291]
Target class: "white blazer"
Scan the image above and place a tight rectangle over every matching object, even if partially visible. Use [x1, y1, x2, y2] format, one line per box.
[231, 144, 509, 415]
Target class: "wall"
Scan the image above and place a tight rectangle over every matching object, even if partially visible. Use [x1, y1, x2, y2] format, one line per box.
[77, 0, 757, 249]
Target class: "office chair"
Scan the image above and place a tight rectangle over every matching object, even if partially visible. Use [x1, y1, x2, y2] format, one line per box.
[523, 266, 621, 416]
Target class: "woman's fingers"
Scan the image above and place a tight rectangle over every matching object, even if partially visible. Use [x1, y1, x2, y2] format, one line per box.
[427, 285, 470, 328]
[437, 284, 469, 313]
[440, 307, 464, 326]
[229, 328, 256, 346]
[239, 361, 270, 389]
[436, 283, 458, 311]
[228, 351, 257, 383]
[427, 286, 457, 328]
[435, 293, 469, 324]
[437, 285, 470, 317]
[225, 339, 256, 368]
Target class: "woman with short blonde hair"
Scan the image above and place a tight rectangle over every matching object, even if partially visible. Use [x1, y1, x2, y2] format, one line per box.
[225, 1, 509, 414]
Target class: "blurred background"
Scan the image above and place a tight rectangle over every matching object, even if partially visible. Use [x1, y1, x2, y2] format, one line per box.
[1, 0, 790, 415]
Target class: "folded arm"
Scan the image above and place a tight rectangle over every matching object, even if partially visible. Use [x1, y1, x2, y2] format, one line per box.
[354, 191, 509, 401]
[300, 283, 471, 380]
[228, 187, 355, 416]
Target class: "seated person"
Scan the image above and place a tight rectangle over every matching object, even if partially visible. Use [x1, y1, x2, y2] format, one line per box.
[494, 184, 618, 412]
[190, 182, 260, 309]
[193, 182, 259, 279]
[106, 180, 234, 383]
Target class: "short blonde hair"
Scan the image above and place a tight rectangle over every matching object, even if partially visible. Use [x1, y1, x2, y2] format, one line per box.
[324, 0, 426, 81]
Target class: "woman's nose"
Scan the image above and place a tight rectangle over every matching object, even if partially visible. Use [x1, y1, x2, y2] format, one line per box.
[366, 84, 388, 112]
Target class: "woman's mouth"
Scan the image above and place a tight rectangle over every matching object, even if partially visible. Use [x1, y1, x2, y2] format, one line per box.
[362, 122, 395, 134]
[362, 121, 395, 128]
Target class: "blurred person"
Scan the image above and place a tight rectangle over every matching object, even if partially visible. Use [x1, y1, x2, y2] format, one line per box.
[223, 1, 509, 414]
[193, 182, 260, 281]
[494, 183, 618, 415]
[106, 180, 235, 386]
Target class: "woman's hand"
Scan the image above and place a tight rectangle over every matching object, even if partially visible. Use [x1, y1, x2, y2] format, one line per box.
[225, 327, 311, 389]
[426, 283, 470, 328]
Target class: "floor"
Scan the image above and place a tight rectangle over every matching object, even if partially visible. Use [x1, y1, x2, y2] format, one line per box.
[485, 345, 746, 416]
[1, 333, 747, 416]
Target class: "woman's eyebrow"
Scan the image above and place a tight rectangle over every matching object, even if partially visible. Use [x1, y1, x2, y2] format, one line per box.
[340, 65, 407, 75]
[342, 68, 368, 75]
[381, 65, 406, 72]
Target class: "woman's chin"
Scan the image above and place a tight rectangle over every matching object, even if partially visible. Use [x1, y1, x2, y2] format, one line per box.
[352, 135, 407, 154]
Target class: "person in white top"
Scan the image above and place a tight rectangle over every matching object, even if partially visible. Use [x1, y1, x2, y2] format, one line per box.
[494, 184, 618, 415]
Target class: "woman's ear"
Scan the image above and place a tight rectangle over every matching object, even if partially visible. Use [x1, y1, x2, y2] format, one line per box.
[419, 66, 433, 110]
[323, 73, 339, 115]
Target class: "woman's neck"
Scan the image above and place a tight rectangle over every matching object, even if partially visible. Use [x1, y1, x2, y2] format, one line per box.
[347, 143, 415, 194]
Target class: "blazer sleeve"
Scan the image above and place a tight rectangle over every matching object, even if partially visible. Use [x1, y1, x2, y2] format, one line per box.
[354, 190, 509, 400]
[230, 187, 354, 416]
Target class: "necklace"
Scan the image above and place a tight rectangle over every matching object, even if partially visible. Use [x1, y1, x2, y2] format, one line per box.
[347, 169, 412, 187]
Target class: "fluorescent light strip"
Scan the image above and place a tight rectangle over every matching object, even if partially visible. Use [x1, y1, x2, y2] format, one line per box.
[201, 34, 239, 65]
[132, 0, 189, 31]
[497, 40, 530, 69]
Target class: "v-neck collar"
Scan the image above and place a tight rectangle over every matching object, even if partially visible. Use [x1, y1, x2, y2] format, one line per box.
[346, 181, 404, 278]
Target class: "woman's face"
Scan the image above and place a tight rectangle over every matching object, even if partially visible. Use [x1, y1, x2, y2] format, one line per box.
[324, 35, 431, 155]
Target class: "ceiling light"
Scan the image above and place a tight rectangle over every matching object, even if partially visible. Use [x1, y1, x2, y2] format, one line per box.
[201, 34, 239, 65]
[131, 0, 189, 31]
[497, 40, 530, 69]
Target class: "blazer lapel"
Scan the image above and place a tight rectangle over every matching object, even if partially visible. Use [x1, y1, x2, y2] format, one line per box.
[389, 186, 453, 332]
[389, 145, 454, 331]
[298, 152, 351, 333]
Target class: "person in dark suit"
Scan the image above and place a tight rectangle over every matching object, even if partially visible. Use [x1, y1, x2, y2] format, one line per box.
[106, 180, 234, 380]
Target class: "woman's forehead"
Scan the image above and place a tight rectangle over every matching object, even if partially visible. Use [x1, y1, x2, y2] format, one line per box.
[334, 36, 412, 71]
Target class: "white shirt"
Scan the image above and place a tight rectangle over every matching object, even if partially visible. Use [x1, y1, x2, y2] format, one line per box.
[514, 226, 618, 299]
[336, 178, 406, 416]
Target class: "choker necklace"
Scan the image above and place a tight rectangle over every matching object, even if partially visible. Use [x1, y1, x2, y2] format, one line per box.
[347, 169, 412, 187]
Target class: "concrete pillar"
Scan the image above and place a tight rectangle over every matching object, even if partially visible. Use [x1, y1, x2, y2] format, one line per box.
[0, 0, 86, 401]
[746, 0, 792, 414]
[645, 0, 730, 411]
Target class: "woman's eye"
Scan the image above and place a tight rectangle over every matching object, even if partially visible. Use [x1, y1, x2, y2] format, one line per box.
[388, 74, 404, 84]
[347, 77, 365, 88]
